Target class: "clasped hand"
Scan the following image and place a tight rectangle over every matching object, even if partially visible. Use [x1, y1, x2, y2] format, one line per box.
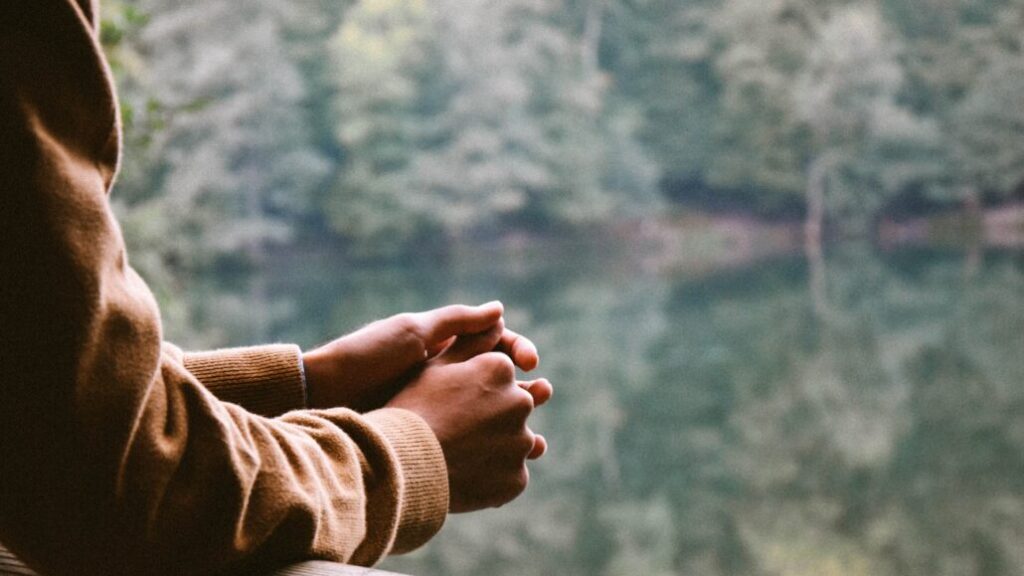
[302, 302, 552, 512]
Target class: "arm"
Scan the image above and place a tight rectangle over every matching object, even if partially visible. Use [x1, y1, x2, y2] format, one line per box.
[0, 2, 445, 574]
[182, 344, 308, 416]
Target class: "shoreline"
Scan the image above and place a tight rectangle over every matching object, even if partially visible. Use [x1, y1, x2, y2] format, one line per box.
[646, 203, 1024, 273]
[267, 203, 1024, 276]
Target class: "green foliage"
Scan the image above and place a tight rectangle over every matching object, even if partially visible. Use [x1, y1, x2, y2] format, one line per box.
[704, 0, 824, 200]
[325, 0, 661, 249]
[887, 0, 1024, 202]
[325, 0, 438, 247]
[102, 0, 1024, 261]
[109, 0, 329, 271]
[602, 0, 720, 185]
[952, 56, 1024, 195]
[795, 4, 945, 233]
[950, 7, 1024, 197]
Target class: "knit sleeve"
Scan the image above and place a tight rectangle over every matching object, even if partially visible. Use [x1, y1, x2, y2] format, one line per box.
[0, 2, 448, 575]
[179, 345, 308, 416]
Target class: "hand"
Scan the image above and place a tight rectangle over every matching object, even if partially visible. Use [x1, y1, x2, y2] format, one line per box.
[302, 302, 540, 411]
[387, 324, 553, 513]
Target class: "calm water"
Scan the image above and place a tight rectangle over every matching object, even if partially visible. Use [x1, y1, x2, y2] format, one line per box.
[170, 242, 1024, 576]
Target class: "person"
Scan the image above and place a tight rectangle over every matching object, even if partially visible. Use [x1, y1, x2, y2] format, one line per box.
[0, 1, 553, 574]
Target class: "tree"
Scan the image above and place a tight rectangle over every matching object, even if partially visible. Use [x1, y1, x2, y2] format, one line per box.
[102, 0, 330, 341]
[412, 0, 659, 231]
[951, 55, 1024, 200]
[118, 0, 328, 269]
[794, 3, 942, 238]
[600, 0, 721, 192]
[886, 0, 1023, 209]
[949, 6, 1024, 202]
[326, 0, 661, 250]
[704, 0, 826, 210]
[325, 0, 440, 248]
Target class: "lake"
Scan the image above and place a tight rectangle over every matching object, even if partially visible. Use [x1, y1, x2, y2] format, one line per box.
[167, 240, 1024, 576]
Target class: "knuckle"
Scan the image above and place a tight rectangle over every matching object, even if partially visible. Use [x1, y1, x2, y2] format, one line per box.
[492, 470, 529, 508]
[510, 466, 529, 498]
[484, 353, 516, 381]
[514, 431, 535, 458]
[392, 313, 419, 335]
[510, 389, 534, 418]
[393, 313, 426, 346]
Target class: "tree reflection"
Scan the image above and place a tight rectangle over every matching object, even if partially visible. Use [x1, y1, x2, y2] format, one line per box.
[163, 245, 1024, 575]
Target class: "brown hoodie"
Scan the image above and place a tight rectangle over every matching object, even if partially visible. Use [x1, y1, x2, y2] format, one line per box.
[0, 1, 448, 574]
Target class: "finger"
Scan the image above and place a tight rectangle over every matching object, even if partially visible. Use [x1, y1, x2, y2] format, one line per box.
[426, 335, 455, 358]
[439, 320, 505, 364]
[496, 328, 539, 372]
[419, 302, 504, 347]
[527, 434, 547, 460]
[517, 378, 552, 407]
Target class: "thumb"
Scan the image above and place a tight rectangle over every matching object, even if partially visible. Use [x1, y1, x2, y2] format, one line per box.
[419, 302, 504, 349]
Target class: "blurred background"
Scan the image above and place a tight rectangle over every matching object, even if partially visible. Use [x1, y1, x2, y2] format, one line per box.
[100, 0, 1024, 574]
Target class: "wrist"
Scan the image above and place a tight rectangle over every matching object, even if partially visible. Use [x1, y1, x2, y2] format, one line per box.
[301, 347, 331, 408]
[303, 340, 367, 409]
[297, 349, 309, 407]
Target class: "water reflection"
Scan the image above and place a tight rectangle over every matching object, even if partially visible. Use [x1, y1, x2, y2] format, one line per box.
[165, 244, 1024, 576]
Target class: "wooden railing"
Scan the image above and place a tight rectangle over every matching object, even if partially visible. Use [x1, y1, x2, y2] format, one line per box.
[0, 544, 409, 576]
[0, 545, 34, 576]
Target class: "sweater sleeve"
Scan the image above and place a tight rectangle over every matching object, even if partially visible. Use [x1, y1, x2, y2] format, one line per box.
[0, 3, 448, 575]
[180, 345, 309, 417]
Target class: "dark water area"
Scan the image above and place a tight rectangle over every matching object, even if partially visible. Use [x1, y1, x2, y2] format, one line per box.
[170, 243, 1024, 576]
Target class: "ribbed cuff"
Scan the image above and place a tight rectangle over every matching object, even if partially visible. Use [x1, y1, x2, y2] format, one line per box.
[183, 344, 307, 417]
[362, 408, 449, 554]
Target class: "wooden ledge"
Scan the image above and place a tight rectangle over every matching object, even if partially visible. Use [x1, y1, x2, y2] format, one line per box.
[269, 562, 407, 576]
[0, 544, 409, 576]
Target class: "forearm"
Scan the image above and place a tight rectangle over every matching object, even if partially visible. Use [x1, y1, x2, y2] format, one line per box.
[179, 344, 308, 416]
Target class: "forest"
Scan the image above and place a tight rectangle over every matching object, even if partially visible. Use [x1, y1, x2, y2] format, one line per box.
[100, 0, 1024, 283]
[89, 3, 1024, 573]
